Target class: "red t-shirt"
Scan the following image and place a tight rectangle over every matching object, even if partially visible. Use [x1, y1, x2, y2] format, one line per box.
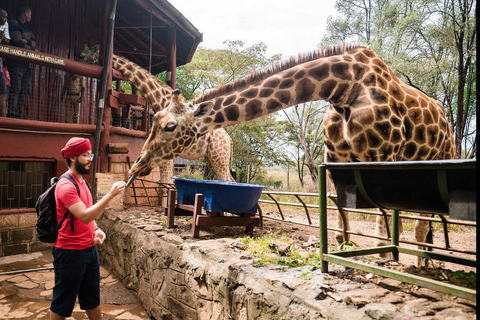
[54, 172, 94, 250]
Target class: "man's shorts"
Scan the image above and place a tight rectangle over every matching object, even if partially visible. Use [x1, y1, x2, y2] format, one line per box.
[50, 246, 100, 317]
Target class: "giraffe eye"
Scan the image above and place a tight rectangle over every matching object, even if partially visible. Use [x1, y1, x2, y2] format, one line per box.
[164, 122, 177, 132]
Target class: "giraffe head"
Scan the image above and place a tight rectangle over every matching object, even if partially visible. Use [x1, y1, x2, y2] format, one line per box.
[79, 44, 100, 65]
[129, 90, 214, 177]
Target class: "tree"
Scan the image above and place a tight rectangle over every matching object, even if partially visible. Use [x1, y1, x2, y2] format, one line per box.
[281, 101, 326, 186]
[227, 116, 287, 183]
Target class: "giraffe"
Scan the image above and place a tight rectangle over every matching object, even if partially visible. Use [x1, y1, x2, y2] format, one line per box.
[111, 54, 235, 181]
[127, 44, 455, 261]
[76, 44, 235, 182]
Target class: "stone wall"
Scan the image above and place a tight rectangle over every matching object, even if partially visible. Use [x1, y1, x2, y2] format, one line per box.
[97, 209, 477, 320]
[97, 210, 345, 320]
[0, 212, 52, 256]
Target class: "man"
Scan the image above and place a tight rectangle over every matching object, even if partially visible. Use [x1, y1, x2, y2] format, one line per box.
[7, 5, 36, 119]
[50, 137, 126, 320]
[0, 8, 10, 117]
[62, 71, 85, 123]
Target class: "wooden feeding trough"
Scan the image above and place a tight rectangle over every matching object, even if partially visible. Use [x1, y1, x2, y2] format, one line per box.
[318, 159, 476, 300]
[166, 178, 266, 237]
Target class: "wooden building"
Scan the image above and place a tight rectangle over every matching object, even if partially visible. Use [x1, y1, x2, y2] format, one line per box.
[0, 0, 202, 254]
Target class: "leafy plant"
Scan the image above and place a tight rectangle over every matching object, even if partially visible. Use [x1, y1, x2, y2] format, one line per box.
[338, 241, 359, 251]
[452, 271, 476, 288]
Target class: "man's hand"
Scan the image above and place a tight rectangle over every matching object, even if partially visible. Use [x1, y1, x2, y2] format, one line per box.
[109, 181, 126, 198]
[93, 228, 106, 245]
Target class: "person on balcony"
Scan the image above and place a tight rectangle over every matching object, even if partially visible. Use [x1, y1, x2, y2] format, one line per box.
[7, 5, 36, 119]
[62, 71, 85, 123]
[0, 7, 10, 117]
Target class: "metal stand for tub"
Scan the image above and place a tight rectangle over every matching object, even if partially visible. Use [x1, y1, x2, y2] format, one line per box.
[318, 159, 476, 301]
[166, 189, 261, 238]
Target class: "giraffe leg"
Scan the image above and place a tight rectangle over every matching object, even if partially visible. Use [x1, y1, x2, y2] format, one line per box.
[207, 129, 235, 181]
[414, 215, 431, 267]
[375, 211, 404, 259]
[335, 208, 349, 244]
[158, 160, 175, 208]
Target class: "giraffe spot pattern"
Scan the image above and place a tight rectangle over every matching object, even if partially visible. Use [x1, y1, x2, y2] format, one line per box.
[294, 70, 306, 79]
[241, 88, 259, 98]
[224, 105, 240, 121]
[264, 78, 280, 88]
[320, 80, 337, 100]
[352, 63, 366, 80]
[331, 62, 351, 80]
[260, 88, 274, 98]
[275, 91, 291, 104]
[295, 78, 315, 103]
[307, 64, 329, 82]
[245, 100, 263, 121]
[370, 88, 387, 103]
[374, 122, 391, 140]
[214, 112, 225, 123]
[280, 79, 295, 89]
[214, 97, 224, 110]
[331, 83, 349, 104]
[223, 96, 235, 106]
[366, 129, 382, 148]
[237, 97, 247, 104]
[266, 99, 282, 112]
[404, 142, 418, 159]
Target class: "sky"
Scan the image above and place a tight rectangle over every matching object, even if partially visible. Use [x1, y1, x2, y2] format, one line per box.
[168, 0, 339, 59]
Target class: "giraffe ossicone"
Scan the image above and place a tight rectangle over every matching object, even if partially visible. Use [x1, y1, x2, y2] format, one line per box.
[129, 43, 455, 265]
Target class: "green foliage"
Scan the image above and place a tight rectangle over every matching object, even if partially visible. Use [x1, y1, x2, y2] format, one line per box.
[228, 116, 286, 183]
[338, 241, 359, 251]
[452, 271, 476, 288]
[240, 233, 322, 269]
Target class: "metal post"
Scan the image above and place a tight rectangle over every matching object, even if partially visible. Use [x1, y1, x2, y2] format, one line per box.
[92, 0, 117, 202]
[318, 164, 328, 272]
[391, 209, 399, 261]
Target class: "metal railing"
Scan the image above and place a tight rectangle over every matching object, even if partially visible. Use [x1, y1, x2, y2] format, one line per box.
[258, 190, 476, 256]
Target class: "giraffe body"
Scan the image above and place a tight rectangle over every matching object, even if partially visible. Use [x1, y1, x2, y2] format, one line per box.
[129, 44, 455, 262]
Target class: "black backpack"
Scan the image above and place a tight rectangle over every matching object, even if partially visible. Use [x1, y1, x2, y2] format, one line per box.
[35, 173, 90, 243]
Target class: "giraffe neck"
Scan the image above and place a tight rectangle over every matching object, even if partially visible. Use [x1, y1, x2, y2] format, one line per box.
[195, 44, 380, 129]
[112, 55, 173, 111]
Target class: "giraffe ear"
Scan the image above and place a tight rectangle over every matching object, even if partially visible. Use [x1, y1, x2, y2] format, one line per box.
[193, 101, 214, 117]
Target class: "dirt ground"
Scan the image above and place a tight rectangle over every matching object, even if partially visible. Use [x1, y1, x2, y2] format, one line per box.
[122, 203, 476, 291]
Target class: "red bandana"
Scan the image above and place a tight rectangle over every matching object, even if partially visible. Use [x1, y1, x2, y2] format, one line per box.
[61, 138, 92, 159]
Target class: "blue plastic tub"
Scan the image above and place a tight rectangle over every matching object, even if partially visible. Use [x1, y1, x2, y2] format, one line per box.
[173, 177, 266, 214]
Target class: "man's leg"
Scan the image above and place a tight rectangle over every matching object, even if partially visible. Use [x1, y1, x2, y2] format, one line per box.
[0, 70, 6, 117]
[19, 65, 32, 117]
[49, 310, 66, 320]
[7, 63, 22, 118]
[65, 96, 73, 123]
[85, 306, 102, 320]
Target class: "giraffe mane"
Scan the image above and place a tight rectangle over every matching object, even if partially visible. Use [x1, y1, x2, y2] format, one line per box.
[192, 43, 367, 103]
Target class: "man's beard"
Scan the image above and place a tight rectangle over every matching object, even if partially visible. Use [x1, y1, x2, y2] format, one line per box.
[74, 158, 91, 175]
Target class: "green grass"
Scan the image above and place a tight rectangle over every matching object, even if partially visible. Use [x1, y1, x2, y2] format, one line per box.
[239, 233, 322, 269]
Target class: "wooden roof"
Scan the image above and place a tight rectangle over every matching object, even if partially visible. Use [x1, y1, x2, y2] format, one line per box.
[0, 0, 203, 74]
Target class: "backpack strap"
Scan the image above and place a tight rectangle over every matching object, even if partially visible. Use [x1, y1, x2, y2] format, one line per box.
[59, 173, 81, 234]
